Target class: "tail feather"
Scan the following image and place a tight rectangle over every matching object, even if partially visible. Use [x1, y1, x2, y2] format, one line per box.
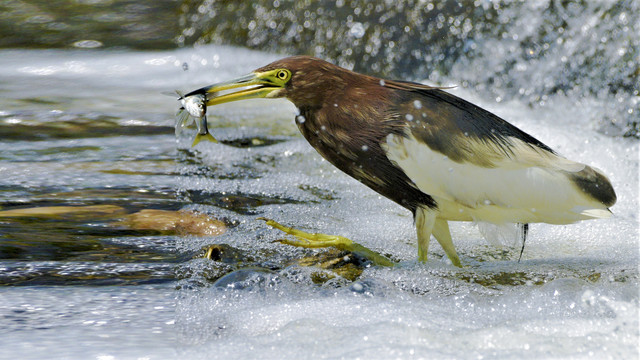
[566, 165, 616, 207]
[575, 207, 613, 219]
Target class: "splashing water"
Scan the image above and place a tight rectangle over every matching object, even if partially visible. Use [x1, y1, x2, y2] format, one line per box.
[0, 2, 638, 359]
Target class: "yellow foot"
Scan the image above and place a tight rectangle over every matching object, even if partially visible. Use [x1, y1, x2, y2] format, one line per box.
[257, 217, 395, 267]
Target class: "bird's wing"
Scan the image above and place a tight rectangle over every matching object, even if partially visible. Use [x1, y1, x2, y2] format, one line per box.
[384, 81, 574, 169]
[381, 84, 614, 222]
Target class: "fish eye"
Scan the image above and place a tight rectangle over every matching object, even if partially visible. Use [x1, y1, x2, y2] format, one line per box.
[276, 70, 289, 80]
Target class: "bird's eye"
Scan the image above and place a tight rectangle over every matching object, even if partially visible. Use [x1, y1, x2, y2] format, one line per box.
[276, 70, 289, 80]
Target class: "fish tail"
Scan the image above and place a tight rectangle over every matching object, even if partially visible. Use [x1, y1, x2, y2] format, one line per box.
[191, 132, 218, 147]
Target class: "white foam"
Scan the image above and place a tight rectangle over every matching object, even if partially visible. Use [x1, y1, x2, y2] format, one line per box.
[1, 43, 636, 359]
[171, 45, 638, 360]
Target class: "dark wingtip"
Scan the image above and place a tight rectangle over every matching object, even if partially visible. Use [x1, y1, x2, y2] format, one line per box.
[568, 166, 617, 207]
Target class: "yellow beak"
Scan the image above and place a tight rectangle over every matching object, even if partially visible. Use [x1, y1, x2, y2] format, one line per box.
[185, 70, 288, 107]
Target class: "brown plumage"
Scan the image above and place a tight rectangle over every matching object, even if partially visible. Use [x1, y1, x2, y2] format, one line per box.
[255, 56, 437, 212]
[186, 56, 616, 266]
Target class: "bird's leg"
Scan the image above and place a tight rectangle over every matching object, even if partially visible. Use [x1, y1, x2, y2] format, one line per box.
[415, 207, 436, 262]
[416, 208, 462, 267]
[257, 217, 395, 267]
[432, 219, 462, 267]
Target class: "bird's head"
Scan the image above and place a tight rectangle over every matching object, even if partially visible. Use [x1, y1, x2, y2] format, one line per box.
[185, 56, 353, 109]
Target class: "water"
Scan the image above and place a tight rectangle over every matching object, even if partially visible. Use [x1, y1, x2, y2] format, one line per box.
[1, 5, 639, 359]
[0, 43, 636, 360]
[1, 286, 176, 359]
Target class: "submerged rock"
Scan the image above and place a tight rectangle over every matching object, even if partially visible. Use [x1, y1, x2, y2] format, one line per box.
[212, 267, 278, 290]
[200, 243, 251, 263]
[0, 204, 126, 219]
[116, 209, 226, 236]
[294, 248, 366, 283]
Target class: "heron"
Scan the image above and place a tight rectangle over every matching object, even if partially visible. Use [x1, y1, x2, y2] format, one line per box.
[183, 56, 616, 267]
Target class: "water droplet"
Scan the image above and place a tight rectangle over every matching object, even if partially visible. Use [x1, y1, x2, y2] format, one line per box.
[72, 40, 103, 48]
[405, 114, 414, 121]
[349, 22, 365, 39]
[296, 115, 306, 124]
[379, 80, 385, 87]
[333, 103, 338, 107]
[320, 125, 326, 131]
[413, 100, 422, 109]
[361, 145, 369, 151]
[581, 290, 596, 306]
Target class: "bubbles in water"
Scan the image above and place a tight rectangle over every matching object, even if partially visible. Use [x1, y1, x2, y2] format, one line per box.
[349, 22, 365, 39]
[72, 40, 103, 48]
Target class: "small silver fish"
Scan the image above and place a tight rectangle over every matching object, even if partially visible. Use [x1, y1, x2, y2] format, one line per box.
[176, 91, 218, 147]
